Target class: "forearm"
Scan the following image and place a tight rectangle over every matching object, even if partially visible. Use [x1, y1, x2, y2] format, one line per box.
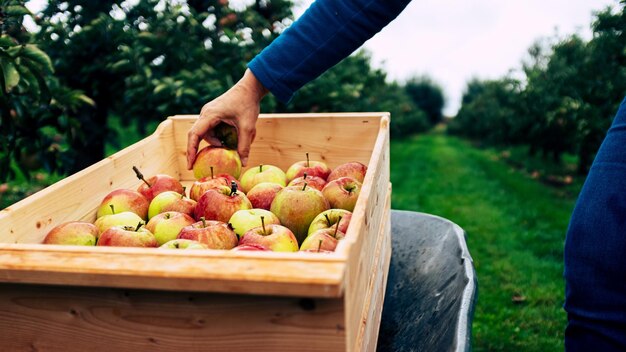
[248, 0, 411, 103]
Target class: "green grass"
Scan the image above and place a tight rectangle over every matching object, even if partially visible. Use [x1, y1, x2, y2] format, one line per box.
[391, 130, 579, 351]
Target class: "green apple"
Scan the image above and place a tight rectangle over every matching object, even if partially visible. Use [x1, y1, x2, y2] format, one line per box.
[148, 191, 196, 219]
[146, 211, 196, 246]
[159, 239, 209, 250]
[228, 208, 280, 238]
[308, 209, 352, 236]
[94, 206, 145, 235]
[97, 224, 157, 247]
[43, 221, 97, 246]
[270, 183, 329, 244]
[239, 164, 287, 193]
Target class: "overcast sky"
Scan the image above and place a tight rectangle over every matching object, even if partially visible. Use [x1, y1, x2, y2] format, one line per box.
[26, 0, 619, 116]
[293, 0, 618, 115]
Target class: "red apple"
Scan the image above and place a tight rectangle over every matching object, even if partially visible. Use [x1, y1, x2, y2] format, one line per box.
[177, 218, 238, 250]
[239, 164, 287, 193]
[189, 169, 241, 202]
[322, 177, 362, 212]
[327, 161, 367, 183]
[148, 191, 196, 219]
[270, 183, 329, 244]
[43, 222, 97, 246]
[246, 182, 283, 210]
[239, 221, 299, 252]
[146, 211, 196, 246]
[308, 209, 352, 236]
[285, 153, 331, 182]
[299, 227, 345, 252]
[96, 189, 149, 220]
[97, 224, 158, 247]
[232, 244, 271, 251]
[287, 172, 327, 191]
[193, 146, 242, 179]
[133, 166, 185, 201]
[195, 183, 252, 223]
[159, 239, 209, 249]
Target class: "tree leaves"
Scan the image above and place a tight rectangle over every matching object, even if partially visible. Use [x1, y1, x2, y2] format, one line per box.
[0, 59, 20, 92]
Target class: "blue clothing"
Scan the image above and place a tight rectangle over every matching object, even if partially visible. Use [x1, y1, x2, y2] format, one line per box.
[248, 0, 411, 103]
[564, 96, 626, 351]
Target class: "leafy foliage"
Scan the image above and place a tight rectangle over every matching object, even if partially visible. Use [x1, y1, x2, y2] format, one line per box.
[0, 0, 92, 181]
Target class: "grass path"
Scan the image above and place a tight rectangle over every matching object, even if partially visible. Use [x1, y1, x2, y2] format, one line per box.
[390, 131, 578, 351]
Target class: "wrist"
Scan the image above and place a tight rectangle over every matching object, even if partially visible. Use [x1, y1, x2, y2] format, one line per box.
[239, 69, 269, 102]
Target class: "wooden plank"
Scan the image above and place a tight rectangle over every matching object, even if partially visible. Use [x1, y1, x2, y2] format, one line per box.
[0, 283, 346, 351]
[341, 114, 390, 352]
[354, 186, 392, 352]
[169, 114, 385, 180]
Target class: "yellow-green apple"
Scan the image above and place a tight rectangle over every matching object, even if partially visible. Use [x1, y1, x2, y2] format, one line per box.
[300, 226, 345, 252]
[228, 208, 280, 238]
[146, 211, 196, 246]
[96, 189, 149, 220]
[285, 153, 331, 182]
[177, 218, 238, 250]
[43, 222, 97, 246]
[246, 182, 283, 210]
[214, 121, 238, 150]
[308, 209, 352, 236]
[327, 161, 367, 183]
[232, 243, 271, 251]
[148, 191, 196, 219]
[133, 166, 185, 201]
[322, 177, 362, 212]
[189, 168, 241, 201]
[159, 239, 209, 249]
[270, 183, 329, 243]
[239, 219, 299, 252]
[239, 164, 287, 193]
[195, 182, 252, 223]
[287, 172, 327, 191]
[97, 223, 158, 247]
[94, 206, 145, 235]
[193, 146, 242, 179]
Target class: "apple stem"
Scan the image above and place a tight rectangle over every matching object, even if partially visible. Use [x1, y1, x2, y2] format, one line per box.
[260, 216, 266, 236]
[201, 217, 206, 228]
[317, 239, 323, 253]
[174, 242, 180, 249]
[133, 166, 152, 187]
[324, 214, 331, 227]
[210, 166, 214, 179]
[230, 181, 238, 196]
[303, 172, 308, 180]
[109, 204, 115, 215]
[259, 164, 263, 172]
[135, 221, 143, 232]
[306, 152, 310, 167]
[334, 216, 342, 238]
[302, 182, 308, 191]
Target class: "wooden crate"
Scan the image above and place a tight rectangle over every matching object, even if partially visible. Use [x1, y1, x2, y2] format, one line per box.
[0, 113, 391, 352]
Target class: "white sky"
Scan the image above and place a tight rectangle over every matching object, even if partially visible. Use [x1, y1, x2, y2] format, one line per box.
[294, 0, 618, 115]
[26, 0, 618, 116]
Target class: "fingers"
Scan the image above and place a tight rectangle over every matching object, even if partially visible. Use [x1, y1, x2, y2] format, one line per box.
[187, 116, 221, 170]
[236, 122, 256, 167]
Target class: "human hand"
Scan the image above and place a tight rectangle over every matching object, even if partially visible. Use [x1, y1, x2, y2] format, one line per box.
[187, 69, 268, 169]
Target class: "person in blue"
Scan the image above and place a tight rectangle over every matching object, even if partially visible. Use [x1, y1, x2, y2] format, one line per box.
[186, 1, 626, 350]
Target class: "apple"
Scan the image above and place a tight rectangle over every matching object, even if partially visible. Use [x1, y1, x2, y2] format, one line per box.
[287, 172, 327, 191]
[246, 182, 283, 210]
[189, 167, 241, 201]
[159, 239, 209, 250]
[193, 146, 242, 179]
[177, 218, 238, 250]
[94, 205, 145, 235]
[228, 208, 280, 238]
[146, 211, 196, 246]
[96, 189, 149, 220]
[270, 183, 329, 244]
[232, 244, 271, 251]
[285, 153, 331, 182]
[97, 223, 158, 247]
[322, 177, 362, 212]
[43, 221, 97, 246]
[327, 161, 367, 183]
[195, 182, 252, 223]
[133, 166, 185, 201]
[214, 121, 238, 150]
[148, 191, 196, 219]
[239, 218, 299, 252]
[239, 164, 287, 193]
[308, 209, 352, 236]
[299, 226, 345, 252]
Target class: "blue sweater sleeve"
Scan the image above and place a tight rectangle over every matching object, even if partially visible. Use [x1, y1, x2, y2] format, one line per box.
[247, 0, 412, 103]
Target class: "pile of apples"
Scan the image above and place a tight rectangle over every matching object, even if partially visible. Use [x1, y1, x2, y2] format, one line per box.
[43, 146, 367, 254]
